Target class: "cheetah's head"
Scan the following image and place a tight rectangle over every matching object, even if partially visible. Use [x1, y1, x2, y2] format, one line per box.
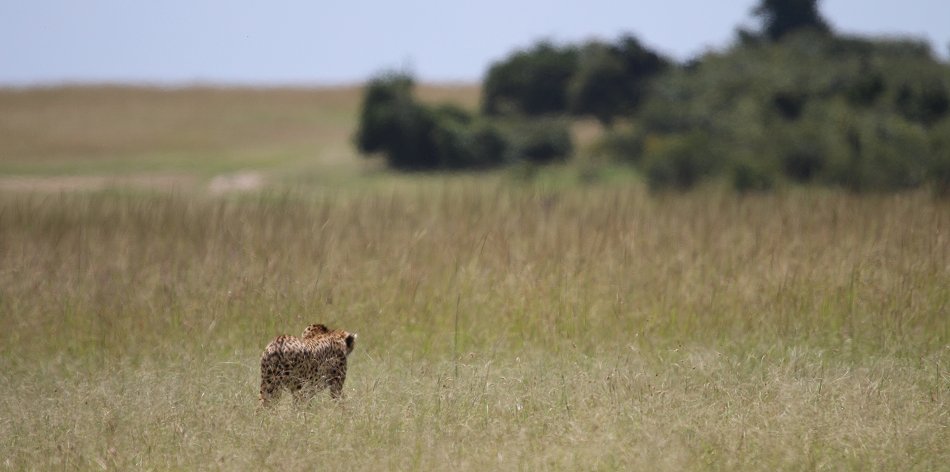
[302, 324, 330, 338]
[344, 332, 357, 356]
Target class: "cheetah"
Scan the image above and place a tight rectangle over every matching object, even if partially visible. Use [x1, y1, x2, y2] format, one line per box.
[259, 323, 357, 407]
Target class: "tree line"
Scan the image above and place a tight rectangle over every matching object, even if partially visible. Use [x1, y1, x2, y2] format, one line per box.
[354, 0, 950, 194]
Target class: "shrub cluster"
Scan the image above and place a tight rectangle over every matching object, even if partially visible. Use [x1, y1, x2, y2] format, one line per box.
[482, 36, 669, 125]
[611, 32, 950, 191]
[354, 0, 950, 194]
[354, 72, 572, 171]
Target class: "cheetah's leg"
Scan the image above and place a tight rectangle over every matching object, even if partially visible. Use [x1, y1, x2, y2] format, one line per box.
[328, 364, 348, 399]
[260, 354, 285, 408]
[291, 379, 313, 406]
[260, 377, 282, 408]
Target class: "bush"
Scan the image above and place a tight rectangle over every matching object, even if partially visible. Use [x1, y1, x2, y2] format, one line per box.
[482, 42, 579, 116]
[568, 44, 628, 125]
[568, 37, 669, 125]
[732, 158, 779, 192]
[596, 125, 646, 164]
[641, 132, 720, 190]
[354, 72, 439, 170]
[503, 118, 574, 164]
[482, 35, 668, 123]
[929, 150, 950, 197]
[815, 110, 931, 192]
[895, 78, 950, 126]
[625, 32, 950, 192]
[355, 72, 514, 171]
[776, 111, 833, 181]
[432, 116, 508, 170]
[929, 119, 950, 196]
[468, 122, 511, 168]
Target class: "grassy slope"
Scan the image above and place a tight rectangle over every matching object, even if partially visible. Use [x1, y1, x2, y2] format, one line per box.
[0, 86, 947, 470]
[0, 85, 480, 182]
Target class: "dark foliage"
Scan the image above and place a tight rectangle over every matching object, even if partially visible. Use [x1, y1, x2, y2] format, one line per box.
[482, 36, 668, 124]
[641, 132, 720, 190]
[569, 36, 669, 125]
[620, 32, 950, 192]
[355, 2, 950, 194]
[482, 42, 579, 116]
[355, 72, 513, 170]
[503, 118, 574, 164]
[354, 73, 439, 170]
[355, 72, 572, 171]
[753, 0, 831, 41]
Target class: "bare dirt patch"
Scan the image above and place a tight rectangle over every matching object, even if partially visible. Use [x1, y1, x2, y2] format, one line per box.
[0, 171, 267, 194]
[207, 171, 264, 194]
[0, 174, 198, 192]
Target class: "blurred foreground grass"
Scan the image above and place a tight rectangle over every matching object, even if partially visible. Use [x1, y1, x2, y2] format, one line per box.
[0, 186, 946, 470]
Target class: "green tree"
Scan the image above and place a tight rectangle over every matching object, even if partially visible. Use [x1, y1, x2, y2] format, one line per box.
[356, 72, 560, 171]
[568, 43, 628, 125]
[354, 72, 439, 170]
[482, 42, 579, 116]
[504, 118, 574, 164]
[624, 31, 950, 192]
[753, 0, 831, 41]
[569, 36, 669, 126]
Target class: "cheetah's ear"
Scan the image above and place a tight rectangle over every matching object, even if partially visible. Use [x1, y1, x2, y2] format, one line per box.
[345, 332, 357, 354]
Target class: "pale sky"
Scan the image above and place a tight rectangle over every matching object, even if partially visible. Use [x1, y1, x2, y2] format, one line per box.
[1, 0, 947, 86]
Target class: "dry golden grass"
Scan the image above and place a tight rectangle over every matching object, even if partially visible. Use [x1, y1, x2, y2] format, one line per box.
[0, 186, 947, 470]
[0, 85, 947, 470]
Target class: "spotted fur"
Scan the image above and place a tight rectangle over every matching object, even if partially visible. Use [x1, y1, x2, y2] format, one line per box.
[259, 324, 357, 407]
[301, 323, 331, 339]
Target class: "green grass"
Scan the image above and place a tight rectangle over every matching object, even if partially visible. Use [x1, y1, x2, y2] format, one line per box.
[0, 186, 947, 470]
[0, 85, 479, 180]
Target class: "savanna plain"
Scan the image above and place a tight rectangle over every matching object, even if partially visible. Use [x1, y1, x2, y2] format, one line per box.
[0, 86, 947, 470]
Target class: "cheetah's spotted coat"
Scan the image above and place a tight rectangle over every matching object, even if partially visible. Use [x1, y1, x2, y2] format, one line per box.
[259, 324, 357, 406]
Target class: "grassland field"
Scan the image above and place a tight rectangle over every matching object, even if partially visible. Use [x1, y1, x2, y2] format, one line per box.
[0, 85, 947, 470]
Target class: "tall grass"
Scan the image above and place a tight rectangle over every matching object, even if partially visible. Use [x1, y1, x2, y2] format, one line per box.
[0, 185, 947, 470]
